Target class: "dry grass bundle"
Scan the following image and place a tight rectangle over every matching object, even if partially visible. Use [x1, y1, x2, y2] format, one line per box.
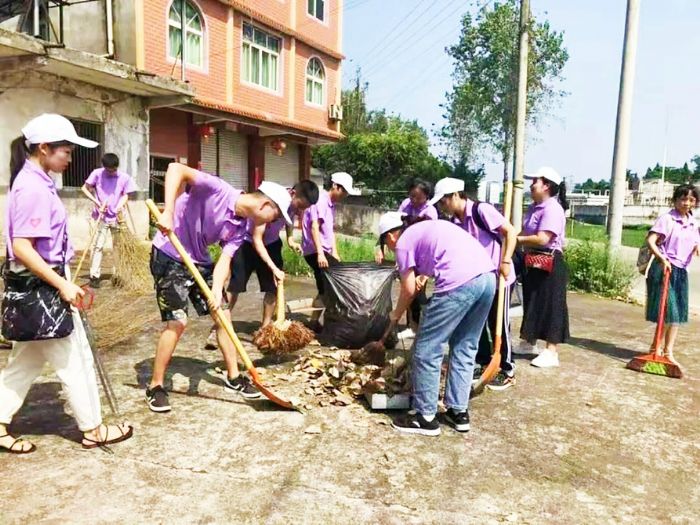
[253, 319, 315, 355]
[112, 226, 152, 292]
[89, 290, 160, 349]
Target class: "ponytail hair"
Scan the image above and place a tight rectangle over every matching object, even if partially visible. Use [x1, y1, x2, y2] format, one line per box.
[9, 136, 28, 189]
[544, 178, 569, 211]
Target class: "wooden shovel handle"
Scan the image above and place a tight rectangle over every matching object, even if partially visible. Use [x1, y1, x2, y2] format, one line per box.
[276, 280, 285, 323]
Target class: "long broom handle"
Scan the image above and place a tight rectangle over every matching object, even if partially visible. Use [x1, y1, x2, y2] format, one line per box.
[276, 280, 286, 323]
[72, 211, 105, 284]
[494, 180, 514, 344]
[653, 266, 671, 354]
[144, 200, 260, 379]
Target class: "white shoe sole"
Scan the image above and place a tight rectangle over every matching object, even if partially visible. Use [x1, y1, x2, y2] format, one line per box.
[392, 422, 441, 436]
[530, 360, 559, 368]
[146, 399, 172, 413]
[444, 416, 470, 433]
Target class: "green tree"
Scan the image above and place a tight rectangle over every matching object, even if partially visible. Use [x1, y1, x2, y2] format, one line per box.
[441, 0, 568, 179]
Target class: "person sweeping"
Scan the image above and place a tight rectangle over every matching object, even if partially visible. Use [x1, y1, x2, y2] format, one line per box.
[431, 177, 518, 391]
[643, 184, 699, 366]
[145, 163, 292, 413]
[204, 180, 319, 349]
[81, 153, 137, 288]
[0, 114, 133, 453]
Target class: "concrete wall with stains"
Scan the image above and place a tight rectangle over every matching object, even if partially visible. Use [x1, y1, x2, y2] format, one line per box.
[0, 69, 151, 249]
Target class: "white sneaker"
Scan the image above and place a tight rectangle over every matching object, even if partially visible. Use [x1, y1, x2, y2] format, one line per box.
[397, 328, 415, 340]
[513, 340, 540, 356]
[530, 349, 559, 368]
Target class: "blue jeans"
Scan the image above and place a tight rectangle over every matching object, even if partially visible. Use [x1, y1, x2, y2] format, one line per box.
[412, 272, 496, 416]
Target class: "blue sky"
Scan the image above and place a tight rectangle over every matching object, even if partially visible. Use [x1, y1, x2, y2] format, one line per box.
[341, 0, 700, 185]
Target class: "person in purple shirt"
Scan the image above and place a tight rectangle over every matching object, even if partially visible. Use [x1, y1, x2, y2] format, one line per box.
[431, 177, 518, 391]
[81, 153, 137, 287]
[203, 180, 320, 349]
[301, 171, 360, 332]
[644, 184, 700, 365]
[146, 163, 292, 413]
[516, 167, 570, 368]
[0, 114, 133, 453]
[370, 213, 496, 436]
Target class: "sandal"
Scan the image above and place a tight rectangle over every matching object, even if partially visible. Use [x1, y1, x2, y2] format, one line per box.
[0, 433, 36, 454]
[81, 423, 134, 450]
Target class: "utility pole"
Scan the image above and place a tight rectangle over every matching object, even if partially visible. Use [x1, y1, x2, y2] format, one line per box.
[607, 0, 640, 254]
[510, 0, 530, 230]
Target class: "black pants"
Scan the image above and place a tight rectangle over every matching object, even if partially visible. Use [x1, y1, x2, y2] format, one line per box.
[304, 252, 339, 296]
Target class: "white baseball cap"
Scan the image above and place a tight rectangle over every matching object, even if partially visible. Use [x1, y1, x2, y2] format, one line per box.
[258, 181, 293, 224]
[429, 177, 465, 205]
[525, 166, 562, 186]
[378, 211, 405, 236]
[330, 171, 361, 196]
[22, 113, 99, 148]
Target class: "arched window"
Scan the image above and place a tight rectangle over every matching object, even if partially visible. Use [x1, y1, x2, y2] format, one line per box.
[305, 58, 325, 106]
[168, 0, 204, 68]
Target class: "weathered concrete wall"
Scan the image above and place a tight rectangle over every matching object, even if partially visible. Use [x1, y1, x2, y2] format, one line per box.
[572, 203, 670, 226]
[113, 0, 137, 65]
[333, 203, 388, 237]
[0, 69, 150, 249]
[48, 1, 107, 54]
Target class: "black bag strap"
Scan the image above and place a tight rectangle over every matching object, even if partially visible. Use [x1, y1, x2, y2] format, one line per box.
[471, 201, 502, 245]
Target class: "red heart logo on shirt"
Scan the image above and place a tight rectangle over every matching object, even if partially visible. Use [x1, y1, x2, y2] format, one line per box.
[29, 218, 41, 228]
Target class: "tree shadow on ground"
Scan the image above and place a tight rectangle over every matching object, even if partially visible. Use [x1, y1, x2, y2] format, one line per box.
[11, 382, 82, 444]
[567, 336, 642, 362]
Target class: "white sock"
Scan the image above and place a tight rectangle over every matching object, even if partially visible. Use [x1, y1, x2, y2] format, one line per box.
[422, 414, 435, 422]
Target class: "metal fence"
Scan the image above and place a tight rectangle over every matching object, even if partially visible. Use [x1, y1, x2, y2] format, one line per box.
[62, 119, 103, 187]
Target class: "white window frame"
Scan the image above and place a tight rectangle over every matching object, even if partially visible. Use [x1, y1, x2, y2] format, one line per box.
[166, 0, 207, 72]
[304, 57, 326, 108]
[241, 23, 283, 95]
[306, 0, 328, 25]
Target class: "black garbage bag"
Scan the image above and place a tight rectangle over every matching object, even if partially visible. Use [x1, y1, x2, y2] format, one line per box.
[320, 262, 398, 349]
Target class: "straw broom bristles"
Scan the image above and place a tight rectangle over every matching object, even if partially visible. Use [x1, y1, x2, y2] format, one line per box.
[111, 226, 152, 292]
[252, 319, 315, 355]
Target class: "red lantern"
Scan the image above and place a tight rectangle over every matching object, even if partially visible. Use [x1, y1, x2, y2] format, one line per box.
[199, 125, 215, 143]
[270, 138, 287, 156]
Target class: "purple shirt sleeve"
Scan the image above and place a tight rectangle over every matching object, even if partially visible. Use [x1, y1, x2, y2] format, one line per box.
[309, 202, 321, 224]
[477, 203, 506, 233]
[650, 213, 672, 238]
[221, 237, 244, 258]
[122, 174, 137, 194]
[537, 204, 565, 237]
[395, 246, 416, 277]
[11, 187, 53, 239]
[191, 171, 225, 198]
[85, 169, 99, 186]
[397, 198, 411, 214]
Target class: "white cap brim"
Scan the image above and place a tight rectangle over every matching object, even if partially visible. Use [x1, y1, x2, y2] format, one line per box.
[71, 136, 99, 148]
[428, 193, 444, 206]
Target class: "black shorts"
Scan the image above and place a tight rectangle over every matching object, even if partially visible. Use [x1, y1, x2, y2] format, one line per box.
[150, 247, 213, 322]
[304, 252, 339, 296]
[228, 240, 283, 294]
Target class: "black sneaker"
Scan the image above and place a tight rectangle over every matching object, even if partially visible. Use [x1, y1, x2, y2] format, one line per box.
[146, 385, 171, 413]
[444, 408, 470, 432]
[486, 371, 516, 391]
[391, 411, 441, 436]
[89, 277, 101, 289]
[223, 374, 262, 399]
[471, 366, 484, 386]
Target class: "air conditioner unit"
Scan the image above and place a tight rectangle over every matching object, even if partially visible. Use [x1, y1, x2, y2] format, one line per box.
[328, 104, 343, 121]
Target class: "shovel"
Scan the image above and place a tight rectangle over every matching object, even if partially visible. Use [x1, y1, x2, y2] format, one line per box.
[145, 199, 300, 411]
[472, 180, 513, 395]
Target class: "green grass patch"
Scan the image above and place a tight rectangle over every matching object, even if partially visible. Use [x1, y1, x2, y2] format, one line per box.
[565, 240, 636, 299]
[566, 219, 648, 248]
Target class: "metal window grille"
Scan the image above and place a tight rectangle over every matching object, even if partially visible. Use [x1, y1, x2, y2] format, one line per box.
[149, 156, 173, 204]
[62, 119, 103, 187]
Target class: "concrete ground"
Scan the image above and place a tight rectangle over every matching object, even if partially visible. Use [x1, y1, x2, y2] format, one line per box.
[0, 278, 698, 524]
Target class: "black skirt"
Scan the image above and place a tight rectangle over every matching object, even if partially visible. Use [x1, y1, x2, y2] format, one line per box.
[520, 251, 570, 344]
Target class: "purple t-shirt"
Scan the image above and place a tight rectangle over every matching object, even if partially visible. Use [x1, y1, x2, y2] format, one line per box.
[398, 198, 438, 220]
[522, 197, 566, 251]
[395, 220, 495, 294]
[301, 189, 335, 256]
[455, 200, 515, 286]
[650, 209, 700, 269]
[152, 171, 246, 265]
[5, 160, 74, 264]
[85, 168, 137, 225]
